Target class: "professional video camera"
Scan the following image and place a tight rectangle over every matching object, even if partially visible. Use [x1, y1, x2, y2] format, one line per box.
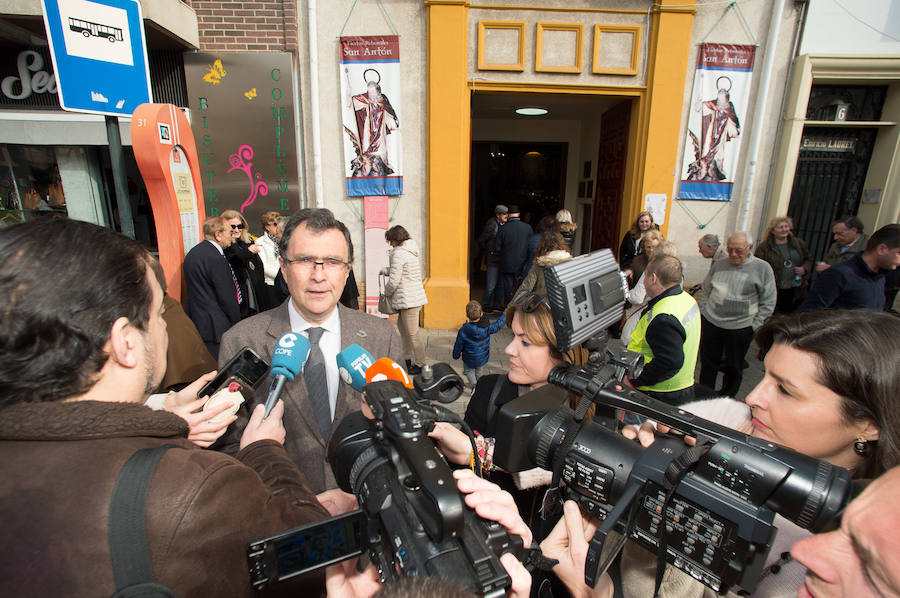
[492, 249, 854, 595]
[247, 363, 525, 596]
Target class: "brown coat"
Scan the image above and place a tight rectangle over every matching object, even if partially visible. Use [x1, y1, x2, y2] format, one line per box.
[215, 302, 404, 493]
[0, 400, 328, 597]
[158, 294, 217, 391]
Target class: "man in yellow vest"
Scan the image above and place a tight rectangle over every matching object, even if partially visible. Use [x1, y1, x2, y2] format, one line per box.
[626, 255, 700, 406]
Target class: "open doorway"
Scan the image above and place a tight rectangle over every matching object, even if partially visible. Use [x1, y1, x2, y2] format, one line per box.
[467, 91, 633, 301]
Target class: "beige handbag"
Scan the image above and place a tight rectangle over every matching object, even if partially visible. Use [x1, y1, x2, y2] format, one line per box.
[378, 273, 396, 315]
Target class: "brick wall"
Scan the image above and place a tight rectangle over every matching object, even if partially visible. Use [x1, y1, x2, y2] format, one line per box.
[193, 1, 298, 52]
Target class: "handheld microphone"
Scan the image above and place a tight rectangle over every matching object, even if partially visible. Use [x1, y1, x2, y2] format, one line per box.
[263, 332, 310, 418]
[365, 357, 414, 389]
[336, 344, 375, 392]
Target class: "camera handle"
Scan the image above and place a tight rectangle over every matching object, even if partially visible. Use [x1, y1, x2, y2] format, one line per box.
[584, 479, 642, 588]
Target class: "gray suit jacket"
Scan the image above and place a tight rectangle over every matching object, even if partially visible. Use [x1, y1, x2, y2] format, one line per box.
[214, 301, 404, 492]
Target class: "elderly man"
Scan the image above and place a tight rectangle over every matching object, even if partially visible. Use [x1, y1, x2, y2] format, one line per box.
[495, 204, 533, 305]
[183, 215, 243, 359]
[214, 208, 403, 493]
[800, 224, 900, 312]
[0, 219, 328, 596]
[816, 215, 867, 273]
[698, 232, 776, 397]
[627, 255, 700, 406]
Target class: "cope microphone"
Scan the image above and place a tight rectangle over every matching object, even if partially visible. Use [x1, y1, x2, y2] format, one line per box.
[365, 357, 414, 389]
[336, 344, 375, 392]
[263, 332, 310, 418]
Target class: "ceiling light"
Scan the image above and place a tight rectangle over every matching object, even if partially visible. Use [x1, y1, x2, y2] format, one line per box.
[515, 107, 548, 116]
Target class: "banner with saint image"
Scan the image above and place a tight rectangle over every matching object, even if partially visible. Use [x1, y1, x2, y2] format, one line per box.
[339, 36, 403, 197]
[680, 43, 756, 201]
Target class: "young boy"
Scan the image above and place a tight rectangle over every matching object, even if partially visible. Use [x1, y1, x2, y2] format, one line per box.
[452, 300, 506, 386]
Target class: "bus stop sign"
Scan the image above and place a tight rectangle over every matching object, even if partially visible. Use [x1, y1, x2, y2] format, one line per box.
[41, 0, 152, 117]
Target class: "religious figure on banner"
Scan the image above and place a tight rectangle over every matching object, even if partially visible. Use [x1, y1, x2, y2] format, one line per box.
[685, 76, 741, 182]
[344, 68, 399, 178]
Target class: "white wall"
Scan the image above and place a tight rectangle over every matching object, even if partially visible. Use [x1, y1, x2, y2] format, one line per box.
[800, 0, 900, 55]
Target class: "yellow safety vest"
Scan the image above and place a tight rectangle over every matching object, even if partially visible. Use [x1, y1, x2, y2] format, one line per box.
[627, 290, 700, 392]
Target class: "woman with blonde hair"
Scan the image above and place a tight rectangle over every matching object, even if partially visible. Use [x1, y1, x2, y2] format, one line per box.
[625, 229, 665, 287]
[555, 208, 578, 252]
[619, 210, 658, 270]
[754, 216, 812, 313]
[221, 209, 272, 316]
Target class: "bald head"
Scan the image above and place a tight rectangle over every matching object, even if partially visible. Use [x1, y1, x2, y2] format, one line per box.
[726, 232, 752, 265]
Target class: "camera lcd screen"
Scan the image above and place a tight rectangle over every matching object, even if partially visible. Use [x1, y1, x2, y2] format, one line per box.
[272, 511, 365, 580]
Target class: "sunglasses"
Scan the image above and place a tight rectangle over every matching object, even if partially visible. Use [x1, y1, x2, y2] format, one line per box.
[520, 292, 550, 313]
[230, 223, 245, 230]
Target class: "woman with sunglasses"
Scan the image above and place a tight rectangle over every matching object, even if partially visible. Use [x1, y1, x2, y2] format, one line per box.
[222, 209, 273, 317]
[616, 308, 900, 598]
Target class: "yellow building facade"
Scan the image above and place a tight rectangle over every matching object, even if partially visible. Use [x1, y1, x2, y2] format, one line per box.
[423, 0, 697, 328]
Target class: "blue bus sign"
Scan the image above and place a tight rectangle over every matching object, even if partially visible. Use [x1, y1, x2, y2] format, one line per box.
[41, 0, 152, 117]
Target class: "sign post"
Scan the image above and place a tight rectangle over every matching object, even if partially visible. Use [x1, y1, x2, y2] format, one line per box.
[41, 0, 153, 237]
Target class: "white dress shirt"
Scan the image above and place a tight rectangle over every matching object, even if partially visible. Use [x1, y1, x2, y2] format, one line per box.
[288, 301, 341, 419]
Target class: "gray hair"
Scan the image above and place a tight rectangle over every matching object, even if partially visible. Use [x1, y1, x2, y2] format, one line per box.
[699, 234, 720, 248]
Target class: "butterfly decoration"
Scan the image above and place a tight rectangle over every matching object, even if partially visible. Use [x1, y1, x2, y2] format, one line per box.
[203, 59, 227, 85]
[244, 88, 257, 100]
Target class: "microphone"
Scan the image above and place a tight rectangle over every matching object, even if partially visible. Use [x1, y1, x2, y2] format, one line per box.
[365, 357, 414, 389]
[336, 344, 375, 392]
[263, 332, 310, 418]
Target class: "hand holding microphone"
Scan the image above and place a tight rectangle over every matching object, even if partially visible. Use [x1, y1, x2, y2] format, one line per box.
[263, 332, 310, 418]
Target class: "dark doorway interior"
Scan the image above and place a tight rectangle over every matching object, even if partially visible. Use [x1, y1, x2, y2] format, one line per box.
[787, 127, 877, 263]
[469, 141, 567, 300]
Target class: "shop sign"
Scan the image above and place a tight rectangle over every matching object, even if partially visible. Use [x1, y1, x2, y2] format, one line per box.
[800, 137, 856, 153]
[0, 49, 61, 108]
[184, 51, 300, 226]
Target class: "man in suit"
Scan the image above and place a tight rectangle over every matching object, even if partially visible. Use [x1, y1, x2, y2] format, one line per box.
[183, 216, 242, 359]
[214, 208, 403, 493]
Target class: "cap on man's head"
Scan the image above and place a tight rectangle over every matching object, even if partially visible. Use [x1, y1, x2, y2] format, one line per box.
[495, 205, 509, 214]
[507, 205, 520, 214]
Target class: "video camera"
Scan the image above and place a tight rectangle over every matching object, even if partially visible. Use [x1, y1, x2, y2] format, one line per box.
[247, 363, 525, 596]
[492, 249, 854, 595]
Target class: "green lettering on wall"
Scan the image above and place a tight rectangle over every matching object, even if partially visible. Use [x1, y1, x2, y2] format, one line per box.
[205, 171, 214, 185]
[270, 68, 281, 82]
[277, 162, 287, 175]
[208, 189, 219, 202]
[210, 206, 219, 216]
[280, 198, 289, 209]
[271, 88, 283, 102]
[276, 180, 289, 192]
[274, 125, 284, 139]
[272, 107, 285, 121]
[275, 144, 286, 158]
[202, 134, 212, 145]
[202, 153, 214, 165]
[199, 97, 208, 110]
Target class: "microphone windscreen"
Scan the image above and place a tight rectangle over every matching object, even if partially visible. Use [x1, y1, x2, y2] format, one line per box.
[365, 357, 413, 389]
[270, 332, 310, 380]
[336, 344, 375, 392]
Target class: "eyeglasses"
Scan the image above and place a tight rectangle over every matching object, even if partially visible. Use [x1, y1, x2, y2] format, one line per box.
[230, 223, 245, 230]
[283, 255, 350, 272]
[520, 292, 550, 313]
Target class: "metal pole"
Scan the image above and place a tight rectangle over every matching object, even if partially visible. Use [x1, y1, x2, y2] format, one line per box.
[737, 0, 786, 233]
[105, 115, 135, 238]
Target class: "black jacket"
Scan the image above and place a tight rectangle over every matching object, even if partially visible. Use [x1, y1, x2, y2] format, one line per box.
[184, 240, 241, 346]
[495, 217, 533, 274]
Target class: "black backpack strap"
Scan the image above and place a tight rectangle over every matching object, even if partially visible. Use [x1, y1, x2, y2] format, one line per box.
[108, 445, 180, 595]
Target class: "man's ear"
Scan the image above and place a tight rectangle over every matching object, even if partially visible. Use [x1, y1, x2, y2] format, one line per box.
[108, 316, 139, 368]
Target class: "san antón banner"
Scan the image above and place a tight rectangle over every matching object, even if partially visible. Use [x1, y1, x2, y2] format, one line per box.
[680, 43, 756, 202]
[339, 36, 403, 197]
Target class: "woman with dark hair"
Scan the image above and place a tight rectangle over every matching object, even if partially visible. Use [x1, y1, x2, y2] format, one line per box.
[512, 231, 571, 301]
[619, 308, 900, 598]
[754, 216, 812, 313]
[519, 215, 560, 278]
[619, 210, 657, 270]
[222, 209, 272, 317]
[381, 225, 428, 374]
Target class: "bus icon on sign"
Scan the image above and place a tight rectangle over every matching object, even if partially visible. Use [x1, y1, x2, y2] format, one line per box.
[68, 17, 123, 42]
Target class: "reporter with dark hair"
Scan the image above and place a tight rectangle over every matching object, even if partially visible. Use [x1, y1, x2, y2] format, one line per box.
[0, 218, 329, 596]
[618, 308, 900, 597]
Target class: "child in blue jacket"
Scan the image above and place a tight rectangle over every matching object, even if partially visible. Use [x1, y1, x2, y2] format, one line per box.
[452, 300, 506, 386]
